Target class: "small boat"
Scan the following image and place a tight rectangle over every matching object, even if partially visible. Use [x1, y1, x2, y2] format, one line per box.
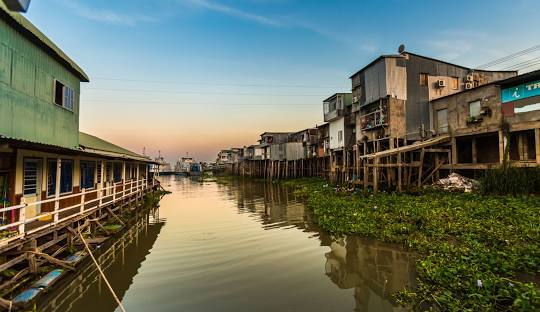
[189, 163, 202, 176]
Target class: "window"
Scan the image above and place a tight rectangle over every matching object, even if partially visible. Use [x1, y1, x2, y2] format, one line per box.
[113, 162, 122, 183]
[47, 159, 73, 196]
[105, 162, 112, 182]
[451, 77, 459, 90]
[23, 159, 40, 196]
[80, 161, 95, 190]
[420, 73, 428, 86]
[437, 109, 449, 133]
[338, 130, 343, 142]
[469, 100, 481, 117]
[54, 80, 74, 111]
[323, 102, 329, 114]
[97, 162, 102, 183]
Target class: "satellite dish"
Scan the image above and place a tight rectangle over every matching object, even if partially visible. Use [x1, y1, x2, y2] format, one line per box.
[398, 44, 405, 54]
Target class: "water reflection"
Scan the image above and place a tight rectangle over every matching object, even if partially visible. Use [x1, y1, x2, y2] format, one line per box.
[35, 177, 415, 312]
[37, 209, 165, 312]
[222, 179, 416, 311]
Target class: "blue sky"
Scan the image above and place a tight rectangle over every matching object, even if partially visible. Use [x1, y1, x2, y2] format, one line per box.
[25, 0, 540, 161]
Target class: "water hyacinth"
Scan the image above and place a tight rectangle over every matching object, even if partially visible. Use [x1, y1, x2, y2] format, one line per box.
[281, 178, 540, 311]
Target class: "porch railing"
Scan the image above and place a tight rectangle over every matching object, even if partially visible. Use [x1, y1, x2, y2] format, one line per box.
[0, 178, 156, 245]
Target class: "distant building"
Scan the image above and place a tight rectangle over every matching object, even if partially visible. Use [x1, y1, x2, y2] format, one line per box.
[258, 132, 293, 161]
[323, 93, 355, 151]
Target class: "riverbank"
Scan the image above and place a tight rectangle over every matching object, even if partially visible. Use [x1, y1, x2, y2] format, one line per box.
[281, 178, 540, 311]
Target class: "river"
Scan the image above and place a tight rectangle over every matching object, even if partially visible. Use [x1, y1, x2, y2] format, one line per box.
[36, 176, 416, 312]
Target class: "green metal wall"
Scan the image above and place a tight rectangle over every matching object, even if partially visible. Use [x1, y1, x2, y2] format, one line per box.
[0, 17, 81, 149]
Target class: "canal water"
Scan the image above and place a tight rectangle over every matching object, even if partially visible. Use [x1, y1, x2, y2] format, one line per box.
[37, 176, 416, 312]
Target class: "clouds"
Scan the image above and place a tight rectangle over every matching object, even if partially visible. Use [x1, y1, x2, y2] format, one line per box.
[183, 0, 282, 26]
[53, 0, 156, 26]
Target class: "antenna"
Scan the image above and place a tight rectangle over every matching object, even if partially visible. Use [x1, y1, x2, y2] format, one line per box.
[398, 44, 406, 54]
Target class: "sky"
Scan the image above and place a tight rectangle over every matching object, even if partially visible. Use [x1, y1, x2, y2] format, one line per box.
[23, 0, 540, 162]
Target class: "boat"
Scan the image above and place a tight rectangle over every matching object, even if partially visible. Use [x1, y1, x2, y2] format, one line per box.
[175, 157, 193, 176]
[189, 162, 202, 176]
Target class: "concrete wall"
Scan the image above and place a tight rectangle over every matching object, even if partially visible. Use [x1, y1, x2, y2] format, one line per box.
[0, 17, 81, 149]
[329, 118, 345, 149]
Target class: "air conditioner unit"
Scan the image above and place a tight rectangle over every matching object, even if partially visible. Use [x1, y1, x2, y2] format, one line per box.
[436, 80, 446, 88]
[465, 82, 473, 89]
[352, 96, 359, 103]
[466, 74, 474, 82]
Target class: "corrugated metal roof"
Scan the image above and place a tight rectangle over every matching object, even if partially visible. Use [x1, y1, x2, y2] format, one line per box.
[79, 132, 151, 162]
[0, 134, 79, 151]
[1, 132, 153, 162]
[0, 2, 89, 82]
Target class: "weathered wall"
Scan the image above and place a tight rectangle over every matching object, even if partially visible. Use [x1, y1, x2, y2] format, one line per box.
[284, 142, 304, 161]
[329, 118, 345, 149]
[431, 84, 502, 136]
[0, 17, 81, 149]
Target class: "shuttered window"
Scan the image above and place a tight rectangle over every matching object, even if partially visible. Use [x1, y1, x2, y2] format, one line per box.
[97, 162, 102, 183]
[23, 159, 40, 196]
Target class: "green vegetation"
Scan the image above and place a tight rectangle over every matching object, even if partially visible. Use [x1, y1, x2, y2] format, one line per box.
[283, 178, 540, 311]
[143, 189, 171, 209]
[480, 167, 540, 196]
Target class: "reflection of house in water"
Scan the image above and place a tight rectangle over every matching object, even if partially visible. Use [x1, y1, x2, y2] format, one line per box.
[219, 180, 316, 231]
[325, 237, 415, 312]
[37, 212, 165, 312]
[222, 180, 416, 311]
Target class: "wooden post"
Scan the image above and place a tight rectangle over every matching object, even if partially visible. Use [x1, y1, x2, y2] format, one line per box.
[397, 152, 402, 192]
[451, 136, 457, 170]
[373, 157, 379, 193]
[122, 162, 126, 199]
[18, 197, 26, 234]
[99, 160, 105, 205]
[136, 164, 140, 198]
[535, 128, 540, 165]
[472, 138, 477, 164]
[54, 158, 61, 223]
[498, 130, 505, 164]
[80, 188, 85, 214]
[418, 148, 425, 188]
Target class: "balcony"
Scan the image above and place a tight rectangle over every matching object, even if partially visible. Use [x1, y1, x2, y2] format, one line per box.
[360, 109, 388, 130]
[324, 109, 343, 122]
[0, 178, 154, 245]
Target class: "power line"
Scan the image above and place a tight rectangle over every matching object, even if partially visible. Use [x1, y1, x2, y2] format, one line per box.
[476, 44, 540, 69]
[82, 100, 321, 106]
[502, 56, 540, 70]
[82, 87, 341, 97]
[91, 77, 345, 89]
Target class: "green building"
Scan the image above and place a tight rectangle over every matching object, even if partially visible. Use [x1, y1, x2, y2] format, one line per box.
[0, 1, 89, 149]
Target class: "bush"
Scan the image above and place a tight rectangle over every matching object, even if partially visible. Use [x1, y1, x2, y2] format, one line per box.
[479, 167, 540, 196]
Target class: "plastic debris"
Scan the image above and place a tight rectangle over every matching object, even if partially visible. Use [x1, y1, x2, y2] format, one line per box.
[433, 173, 479, 193]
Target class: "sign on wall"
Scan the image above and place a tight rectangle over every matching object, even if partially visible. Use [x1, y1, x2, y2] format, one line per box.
[501, 80, 540, 103]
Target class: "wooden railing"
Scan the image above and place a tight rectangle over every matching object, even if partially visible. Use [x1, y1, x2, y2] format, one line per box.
[0, 178, 155, 245]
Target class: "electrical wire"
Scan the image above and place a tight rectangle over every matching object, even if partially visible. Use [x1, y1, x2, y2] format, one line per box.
[477, 44, 540, 69]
